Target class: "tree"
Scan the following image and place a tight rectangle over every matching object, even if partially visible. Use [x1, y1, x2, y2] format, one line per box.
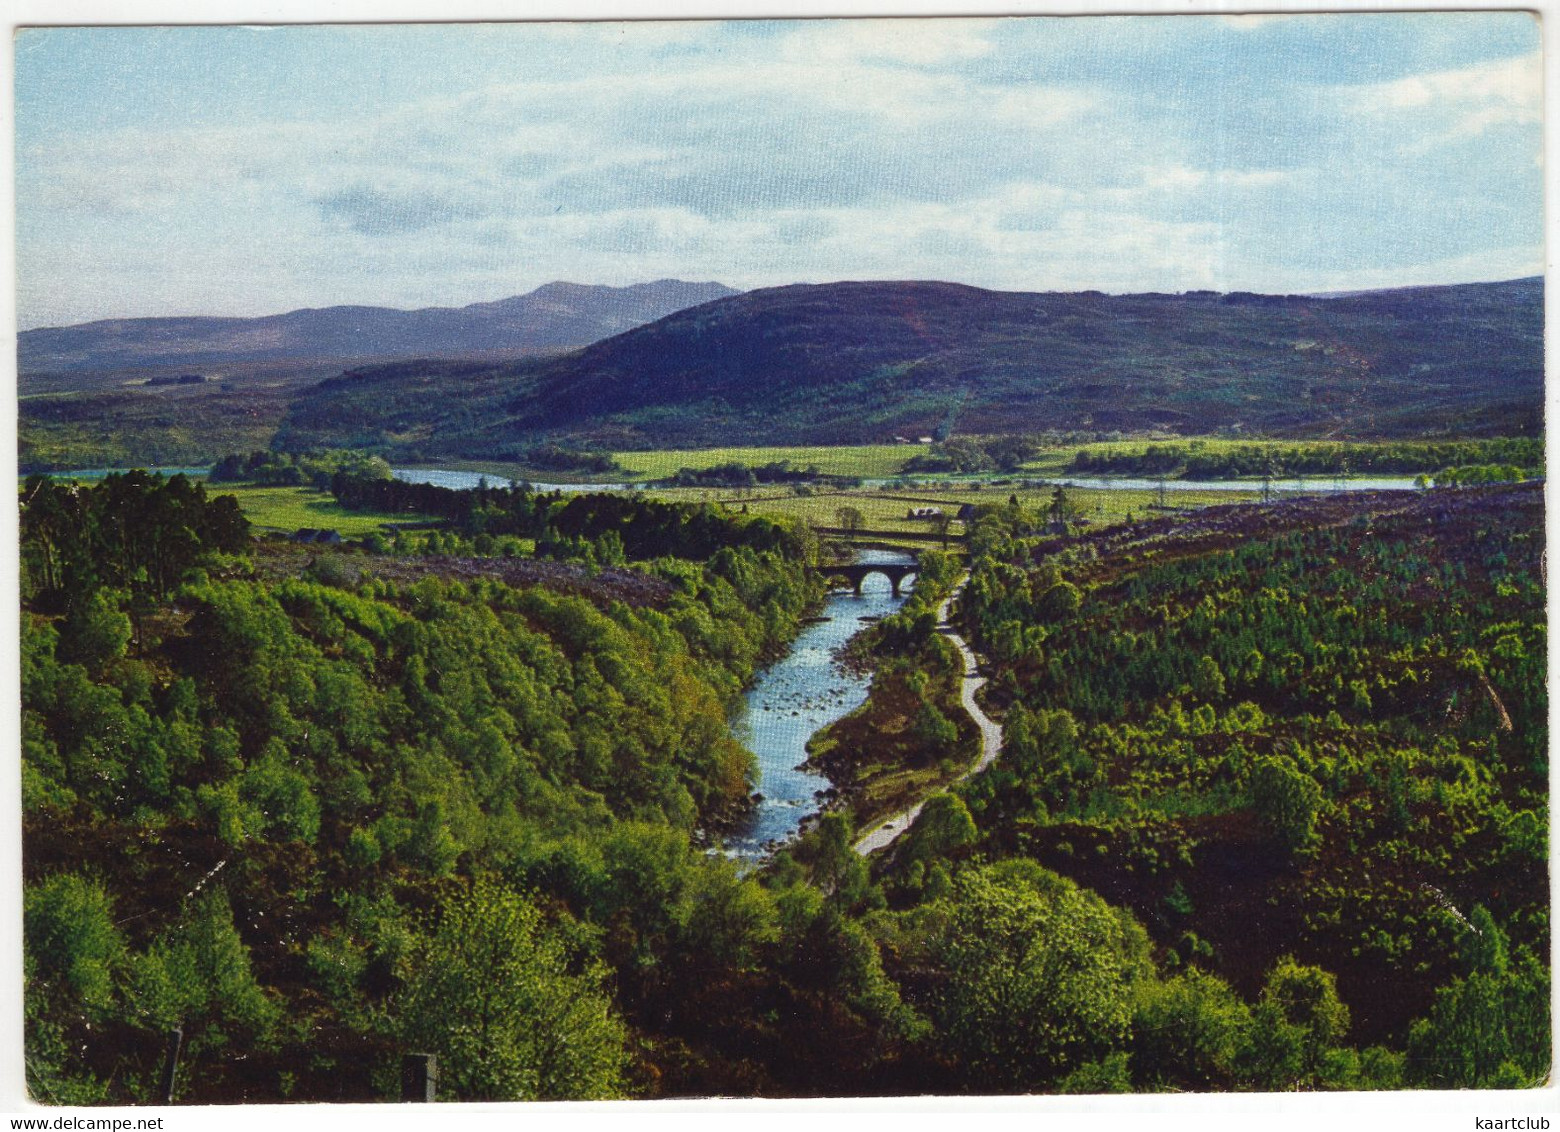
[1192, 655, 1227, 701]
[124, 887, 282, 1084]
[1404, 908, 1551, 1088]
[926, 860, 1152, 1089]
[1048, 485, 1080, 533]
[391, 879, 628, 1101]
[801, 812, 874, 910]
[900, 792, 978, 864]
[238, 742, 321, 843]
[931, 511, 953, 549]
[1249, 755, 1323, 860]
[676, 860, 780, 974]
[24, 873, 125, 1014]
[1131, 968, 1252, 1091]
[835, 505, 864, 536]
[1244, 956, 1351, 1088]
[56, 588, 132, 673]
[1038, 580, 1082, 622]
[912, 701, 959, 751]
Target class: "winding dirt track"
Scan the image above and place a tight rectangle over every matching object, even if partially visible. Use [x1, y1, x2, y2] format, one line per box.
[853, 579, 1003, 856]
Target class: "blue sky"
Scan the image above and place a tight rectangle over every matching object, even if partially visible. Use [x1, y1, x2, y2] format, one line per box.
[13, 13, 1543, 327]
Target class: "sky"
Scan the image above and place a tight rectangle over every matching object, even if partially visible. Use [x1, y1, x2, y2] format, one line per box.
[12, 11, 1545, 328]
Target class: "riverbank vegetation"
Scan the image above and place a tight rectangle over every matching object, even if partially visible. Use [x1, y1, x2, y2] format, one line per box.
[209, 449, 393, 486]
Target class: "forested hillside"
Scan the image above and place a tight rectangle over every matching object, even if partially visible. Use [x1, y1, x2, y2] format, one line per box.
[952, 483, 1548, 1083]
[21, 474, 822, 1101]
[22, 278, 1543, 472]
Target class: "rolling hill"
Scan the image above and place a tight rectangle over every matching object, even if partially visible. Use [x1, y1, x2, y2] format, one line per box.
[277, 277, 1544, 456]
[19, 279, 739, 375]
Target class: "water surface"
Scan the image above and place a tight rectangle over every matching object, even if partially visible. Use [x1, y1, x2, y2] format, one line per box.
[721, 550, 915, 860]
[392, 468, 638, 493]
[36, 466, 210, 480]
[391, 467, 1422, 495]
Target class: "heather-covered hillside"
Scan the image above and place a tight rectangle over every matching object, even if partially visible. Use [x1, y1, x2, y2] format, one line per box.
[279, 278, 1543, 457]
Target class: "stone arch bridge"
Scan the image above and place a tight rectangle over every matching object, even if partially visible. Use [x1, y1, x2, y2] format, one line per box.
[818, 562, 919, 597]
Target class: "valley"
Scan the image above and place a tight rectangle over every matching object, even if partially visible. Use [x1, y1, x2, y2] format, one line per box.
[16, 12, 1548, 1115]
[21, 464, 1545, 1101]
[17, 277, 1549, 1105]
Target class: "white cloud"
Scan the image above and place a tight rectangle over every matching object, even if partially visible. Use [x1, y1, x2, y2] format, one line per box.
[13, 18, 1544, 325]
[1217, 15, 1289, 32]
[21, 37, 1099, 228]
[778, 18, 1000, 67]
[1336, 50, 1540, 141]
[1143, 165, 1208, 191]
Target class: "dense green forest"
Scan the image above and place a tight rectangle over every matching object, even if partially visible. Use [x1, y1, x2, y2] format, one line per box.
[21, 474, 822, 1101]
[19, 473, 1550, 1103]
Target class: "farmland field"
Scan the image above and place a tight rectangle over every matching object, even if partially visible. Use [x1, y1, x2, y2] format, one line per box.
[646, 481, 1254, 547]
[612, 443, 920, 481]
[216, 484, 437, 537]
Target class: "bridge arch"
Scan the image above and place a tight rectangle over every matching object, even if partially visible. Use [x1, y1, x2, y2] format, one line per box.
[819, 562, 919, 597]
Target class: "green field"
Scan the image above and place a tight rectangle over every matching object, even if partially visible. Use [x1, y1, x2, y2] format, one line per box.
[612, 443, 921, 481]
[651, 485, 967, 539]
[218, 484, 434, 537]
[1002, 482, 1243, 521]
[27, 476, 442, 539]
[608, 438, 1463, 485]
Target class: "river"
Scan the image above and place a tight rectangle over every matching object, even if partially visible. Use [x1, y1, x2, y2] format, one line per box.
[32, 466, 1420, 495]
[34, 466, 212, 480]
[389, 466, 1421, 495]
[392, 468, 638, 493]
[719, 550, 915, 861]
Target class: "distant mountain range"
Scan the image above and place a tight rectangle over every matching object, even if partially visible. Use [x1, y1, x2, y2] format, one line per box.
[18, 279, 740, 373]
[277, 277, 1544, 455]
